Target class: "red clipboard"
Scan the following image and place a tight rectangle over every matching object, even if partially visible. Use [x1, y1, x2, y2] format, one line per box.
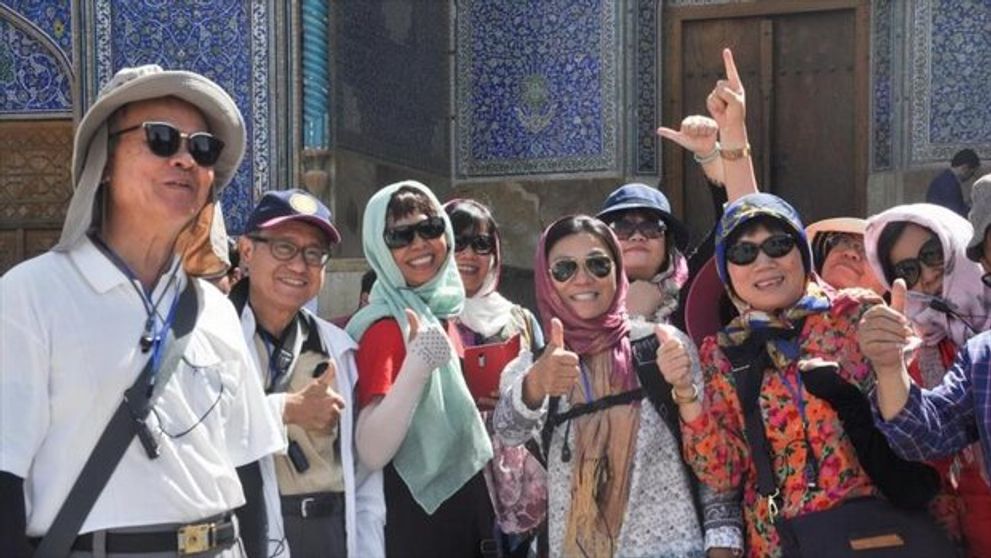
[462, 333, 521, 401]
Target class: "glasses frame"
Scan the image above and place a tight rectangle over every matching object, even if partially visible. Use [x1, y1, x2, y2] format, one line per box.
[549, 254, 614, 283]
[824, 232, 866, 257]
[726, 233, 797, 266]
[454, 234, 496, 255]
[609, 218, 667, 241]
[383, 215, 446, 249]
[110, 121, 225, 167]
[249, 235, 330, 268]
[891, 236, 944, 289]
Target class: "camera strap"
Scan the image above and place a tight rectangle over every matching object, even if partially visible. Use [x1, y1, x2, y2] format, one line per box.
[34, 279, 202, 558]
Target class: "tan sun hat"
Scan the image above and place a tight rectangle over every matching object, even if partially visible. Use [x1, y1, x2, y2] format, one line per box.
[56, 64, 245, 251]
[805, 217, 867, 240]
[967, 174, 991, 262]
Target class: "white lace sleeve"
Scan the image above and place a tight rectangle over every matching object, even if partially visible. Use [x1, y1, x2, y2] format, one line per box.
[492, 350, 546, 446]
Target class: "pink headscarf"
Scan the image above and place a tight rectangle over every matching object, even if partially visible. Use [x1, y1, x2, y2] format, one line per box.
[865, 203, 991, 347]
[535, 215, 633, 387]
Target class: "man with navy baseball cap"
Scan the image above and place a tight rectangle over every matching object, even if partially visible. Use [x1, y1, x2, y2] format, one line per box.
[231, 188, 384, 558]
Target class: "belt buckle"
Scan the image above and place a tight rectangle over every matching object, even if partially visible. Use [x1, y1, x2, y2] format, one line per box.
[300, 496, 316, 519]
[178, 522, 214, 556]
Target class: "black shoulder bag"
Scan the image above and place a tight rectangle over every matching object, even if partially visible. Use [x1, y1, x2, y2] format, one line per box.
[34, 280, 202, 558]
[721, 337, 957, 558]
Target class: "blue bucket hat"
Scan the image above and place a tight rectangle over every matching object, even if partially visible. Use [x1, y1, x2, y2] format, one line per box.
[714, 193, 812, 286]
[597, 183, 689, 250]
[245, 188, 341, 244]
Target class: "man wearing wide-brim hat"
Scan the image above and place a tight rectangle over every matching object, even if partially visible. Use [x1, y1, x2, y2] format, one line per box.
[0, 65, 284, 557]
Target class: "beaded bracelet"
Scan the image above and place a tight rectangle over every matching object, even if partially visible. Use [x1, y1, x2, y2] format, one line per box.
[692, 143, 720, 165]
[671, 383, 700, 405]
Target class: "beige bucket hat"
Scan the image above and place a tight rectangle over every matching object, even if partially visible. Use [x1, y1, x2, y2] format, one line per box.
[56, 64, 246, 251]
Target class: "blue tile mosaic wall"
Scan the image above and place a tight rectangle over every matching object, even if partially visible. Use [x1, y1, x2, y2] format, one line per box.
[871, 0, 893, 171]
[87, 0, 272, 233]
[334, 0, 450, 175]
[634, 0, 658, 175]
[4, 0, 71, 55]
[456, 0, 619, 177]
[0, 15, 71, 114]
[910, 0, 991, 163]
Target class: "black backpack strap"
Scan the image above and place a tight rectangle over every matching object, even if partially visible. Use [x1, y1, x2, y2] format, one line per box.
[34, 280, 202, 558]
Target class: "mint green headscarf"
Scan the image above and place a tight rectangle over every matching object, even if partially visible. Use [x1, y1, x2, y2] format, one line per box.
[346, 180, 493, 514]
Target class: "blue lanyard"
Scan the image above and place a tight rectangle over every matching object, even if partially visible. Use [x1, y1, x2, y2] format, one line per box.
[146, 292, 182, 394]
[780, 368, 821, 488]
[578, 361, 594, 403]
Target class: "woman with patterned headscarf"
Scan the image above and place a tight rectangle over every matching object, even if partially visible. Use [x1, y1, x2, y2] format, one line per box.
[493, 215, 738, 557]
[663, 193, 950, 557]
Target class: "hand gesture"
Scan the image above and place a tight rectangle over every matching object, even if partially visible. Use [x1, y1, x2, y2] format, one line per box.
[707, 48, 746, 131]
[657, 115, 720, 159]
[858, 279, 915, 373]
[527, 318, 580, 401]
[404, 308, 454, 371]
[285, 358, 346, 433]
[655, 324, 695, 393]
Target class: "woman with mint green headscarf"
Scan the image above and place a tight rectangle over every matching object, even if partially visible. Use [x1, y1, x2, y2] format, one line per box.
[346, 180, 495, 557]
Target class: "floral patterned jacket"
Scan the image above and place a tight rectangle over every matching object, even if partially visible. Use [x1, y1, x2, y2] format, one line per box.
[681, 290, 882, 557]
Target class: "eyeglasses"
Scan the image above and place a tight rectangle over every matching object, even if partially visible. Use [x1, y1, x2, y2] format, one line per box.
[892, 236, 944, 289]
[110, 122, 224, 167]
[609, 218, 666, 240]
[249, 236, 330, 267]
[824, 233, 865, 257]
[454, 234, 495, 255]
[726, 233, 797, 265]
[549, 255, 614, 283]
[383, 216, 446, 249]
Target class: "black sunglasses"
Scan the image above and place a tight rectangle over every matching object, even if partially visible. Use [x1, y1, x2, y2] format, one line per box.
[383, 216, 446, 249]
[249, 236, 330, 267]
[455, 234, 495, 255]
[110, 121, 224, 167]
[549, 255, 614, 283]
[726, 233, 797, 266]
[892, 236, 944, 289]
[609, 218, 666, 241]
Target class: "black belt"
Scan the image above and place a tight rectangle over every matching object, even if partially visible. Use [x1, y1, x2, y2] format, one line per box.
[281, 492, 344, 519]
[34, 513, 237, 556]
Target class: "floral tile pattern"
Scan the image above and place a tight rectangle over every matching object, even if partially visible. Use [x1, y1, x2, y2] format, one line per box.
[88, 0, 272, 233]
[634, 0, 658, 175]
[456, 0, 619, 177]
[4, 0, 71, 55]
[0, 2, 72, 114]
[871, 0, 894, 171]
[910, 0, 991, 163]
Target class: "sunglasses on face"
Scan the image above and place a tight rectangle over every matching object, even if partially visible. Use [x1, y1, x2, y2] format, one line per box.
[891, 236, 944, 289]
[383, 215, 446, 249]
[549, 254, 614, 283]
[726, 233, 797, 266]
[825, 233, 865, 257]
[110, 122, 224, 167]
[609, 218, 667, 240]
[454, 234, 495, 255]
[249, 236, 330, 267]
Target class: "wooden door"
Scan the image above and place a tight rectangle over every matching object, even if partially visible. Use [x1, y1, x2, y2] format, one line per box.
[0, 120, 73, 274]
[663, 0, 869, 243]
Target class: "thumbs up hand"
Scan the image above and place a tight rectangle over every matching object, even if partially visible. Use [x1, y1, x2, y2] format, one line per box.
[284, 358, 347, 433]
[523, 318, 580, 407]
[858, 279, 916, 373]
[403, 309, 455, 379]
[655, 324, 697, 397]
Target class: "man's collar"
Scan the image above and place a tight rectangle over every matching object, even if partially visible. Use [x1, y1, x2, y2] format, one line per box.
[71, 235, 183, 295]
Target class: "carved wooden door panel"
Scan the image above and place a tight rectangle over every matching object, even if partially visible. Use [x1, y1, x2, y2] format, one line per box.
[0, 120, 73, 274]
[664, 1, 869, 242]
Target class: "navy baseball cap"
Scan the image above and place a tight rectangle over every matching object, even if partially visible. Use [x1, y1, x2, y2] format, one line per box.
[245, 189, 341, 244]
[597, 182, 689, 250]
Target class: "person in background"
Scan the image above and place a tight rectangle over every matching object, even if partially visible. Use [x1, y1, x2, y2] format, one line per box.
[863, 202, 991, 556]
[926, 148, 981, 217]
[445, 198, 547, 558]
[806, 217, 886, 295]
[331, 269, 377, 329]
[347, 180, 495, 557]
[231, 189, 385, 557]
[0, 65, 283, 557]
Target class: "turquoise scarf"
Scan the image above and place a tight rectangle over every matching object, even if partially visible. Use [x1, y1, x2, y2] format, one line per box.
[346, 180, 493, 514]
